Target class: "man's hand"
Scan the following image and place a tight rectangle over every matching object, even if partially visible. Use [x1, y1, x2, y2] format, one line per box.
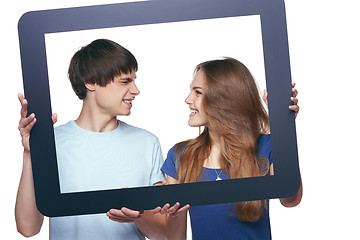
[106, 207, 144, 223]
[18, 93, 36, 151]
[17, 93, 57, 151]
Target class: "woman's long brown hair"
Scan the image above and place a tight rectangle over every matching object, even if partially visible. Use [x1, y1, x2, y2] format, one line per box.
[175, 58, 270, 222]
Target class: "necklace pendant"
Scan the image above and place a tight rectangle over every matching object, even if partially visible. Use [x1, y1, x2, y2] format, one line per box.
[216, 176, 222, 181]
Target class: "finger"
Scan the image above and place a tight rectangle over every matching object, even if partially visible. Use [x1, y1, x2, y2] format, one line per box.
[21, 117, 37, 135]
[291, 82, 296, 88]
[167, 202, 180, 214]
[290, 97, 298, 105]
[292, 88, 298, 98]
[171, 204, 190, 218]
[262, 89, 268, 102]
[107, 209, 128, 218]
[120, 207, 142, 218]
[289, 105, 300, 112]
[108, 218, 133, 223]
[19, 113, 36, 130]
[107, 209, 138, 222]
[20, 98, 28, 120]
[18, 93, 24, 104]
[262, 89, 268, 108]
[160, 203, 170, 215]
[289, 105, 300, 118]
[52, 113, 58, 124]
[153, 180, 169, 186]
[107, 215, 134, 223]
[153, 206, 162, 215]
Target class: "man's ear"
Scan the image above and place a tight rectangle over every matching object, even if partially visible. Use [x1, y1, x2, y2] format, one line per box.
[85, 82, 96, 92]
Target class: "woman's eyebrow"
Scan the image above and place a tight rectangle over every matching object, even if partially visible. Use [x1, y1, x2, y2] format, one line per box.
[191, 86, 204, 90]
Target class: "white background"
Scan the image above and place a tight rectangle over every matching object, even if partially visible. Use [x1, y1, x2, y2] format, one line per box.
[1, 0, 359, 239]
[45, 14, 266, 164]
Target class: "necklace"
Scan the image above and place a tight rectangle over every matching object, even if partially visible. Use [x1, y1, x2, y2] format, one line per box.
[209, 156, 222, 181]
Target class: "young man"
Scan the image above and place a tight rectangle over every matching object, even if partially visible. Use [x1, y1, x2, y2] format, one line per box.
[15, 39, 167, 240]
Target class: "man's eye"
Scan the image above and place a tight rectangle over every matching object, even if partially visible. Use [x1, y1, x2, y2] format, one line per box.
[120, 80, 131, 84]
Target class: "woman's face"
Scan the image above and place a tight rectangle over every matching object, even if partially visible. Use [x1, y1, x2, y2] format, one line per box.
[185, 70, 209, 127]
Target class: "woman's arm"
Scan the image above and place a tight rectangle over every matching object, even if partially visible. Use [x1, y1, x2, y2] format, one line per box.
[270, 163, 303, 208]
[280, 175, 303, 207]
[153, 176, 189, 240]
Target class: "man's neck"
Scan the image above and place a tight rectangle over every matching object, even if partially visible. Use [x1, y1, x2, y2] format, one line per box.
[75, 103, 118, 132]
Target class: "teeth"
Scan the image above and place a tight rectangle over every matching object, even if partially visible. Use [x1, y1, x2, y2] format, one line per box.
[123, 100, 132, 104]
[190, 110, 198, 114]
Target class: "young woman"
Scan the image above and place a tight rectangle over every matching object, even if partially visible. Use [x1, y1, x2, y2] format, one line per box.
[155, 57, 302, 240]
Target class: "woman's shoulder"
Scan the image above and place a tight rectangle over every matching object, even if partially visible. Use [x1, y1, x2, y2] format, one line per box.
[169, 140, 190, 155]
[162, 141, 191, 179]
[257, 134, 271, 145]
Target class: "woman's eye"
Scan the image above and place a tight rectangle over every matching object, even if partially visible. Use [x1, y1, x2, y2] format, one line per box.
[195, 90, 202, 95]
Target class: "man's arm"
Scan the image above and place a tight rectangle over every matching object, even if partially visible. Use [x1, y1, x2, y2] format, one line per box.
[15, 150, 44, 237]
[108, 207, 167, 240]
[15, 93, 44, 237]
[107, 194, 168, 239]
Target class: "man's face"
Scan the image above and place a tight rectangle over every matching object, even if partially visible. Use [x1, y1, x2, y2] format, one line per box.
[92, 71, 139, 117]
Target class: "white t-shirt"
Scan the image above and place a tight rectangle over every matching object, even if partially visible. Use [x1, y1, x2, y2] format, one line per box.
[49, 120, 165, 240]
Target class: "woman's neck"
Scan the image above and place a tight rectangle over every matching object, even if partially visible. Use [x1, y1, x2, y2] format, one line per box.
[204, 128, 222, 168]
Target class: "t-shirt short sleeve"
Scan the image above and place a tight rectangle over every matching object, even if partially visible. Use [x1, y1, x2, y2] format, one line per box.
[150, 140, 166, 185]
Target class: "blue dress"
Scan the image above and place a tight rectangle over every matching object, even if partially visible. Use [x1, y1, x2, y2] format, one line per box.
[161, 135, 272, 240]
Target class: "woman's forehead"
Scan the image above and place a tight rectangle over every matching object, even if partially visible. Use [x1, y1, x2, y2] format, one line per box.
[191, 70, 206, 88]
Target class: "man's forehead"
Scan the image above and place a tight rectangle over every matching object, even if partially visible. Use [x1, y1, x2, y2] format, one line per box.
[119, 71, 137, 79]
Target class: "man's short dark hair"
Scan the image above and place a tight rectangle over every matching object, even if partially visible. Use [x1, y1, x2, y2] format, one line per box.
[68, 39, 138, 100]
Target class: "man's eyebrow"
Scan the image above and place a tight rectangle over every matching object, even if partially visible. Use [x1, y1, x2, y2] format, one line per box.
[120, 76, 136, 80]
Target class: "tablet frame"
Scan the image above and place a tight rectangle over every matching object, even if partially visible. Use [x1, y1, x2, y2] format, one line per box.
[18, 0, 300, 217]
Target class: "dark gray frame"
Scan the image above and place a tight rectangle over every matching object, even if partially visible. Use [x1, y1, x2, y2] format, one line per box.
[18, 0, 300, 217]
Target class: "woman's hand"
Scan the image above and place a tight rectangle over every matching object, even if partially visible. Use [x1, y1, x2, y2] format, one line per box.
[152, 181, 190, 218]
[153, 202, 190, 218]
[262, 82, 300, 118]
[289, 82, 299, 118]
